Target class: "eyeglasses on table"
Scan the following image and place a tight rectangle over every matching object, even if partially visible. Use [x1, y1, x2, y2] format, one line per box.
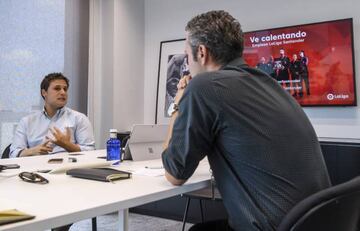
[18, 172, 49, 184]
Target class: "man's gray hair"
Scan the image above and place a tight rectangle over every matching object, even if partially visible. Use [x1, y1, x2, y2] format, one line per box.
[185, 10, 244, 65]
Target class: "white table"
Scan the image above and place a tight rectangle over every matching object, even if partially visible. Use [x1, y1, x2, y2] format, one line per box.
[0, 150, 211, 231]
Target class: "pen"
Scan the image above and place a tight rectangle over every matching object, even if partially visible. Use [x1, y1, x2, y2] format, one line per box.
[145, 166, 164, 169]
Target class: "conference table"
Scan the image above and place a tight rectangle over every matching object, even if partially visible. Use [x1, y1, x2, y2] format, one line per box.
[0, 150, 211, 231]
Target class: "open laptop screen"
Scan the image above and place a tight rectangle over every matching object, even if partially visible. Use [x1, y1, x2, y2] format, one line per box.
[123, 124, 169, 161]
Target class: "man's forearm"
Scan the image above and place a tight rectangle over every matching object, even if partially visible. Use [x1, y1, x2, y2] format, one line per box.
[165, 170, 186, 186]
[19, 148, 33, 157]
[163, 80, 187, 149]
[163, 112, 189, 186]
[60, 141, 81, 153]
[163, 78, 189, 185]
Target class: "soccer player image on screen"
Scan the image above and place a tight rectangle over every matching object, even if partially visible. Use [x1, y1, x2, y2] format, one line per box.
[299, 50, 310, 96]
[290, 54, 303, 97]
[256, 56, 273, 76]
[274, 48, 291, 91]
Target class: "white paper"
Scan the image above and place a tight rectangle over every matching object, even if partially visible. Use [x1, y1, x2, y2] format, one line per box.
[49, 161, 112, 174]
[133, 168, 165, 177]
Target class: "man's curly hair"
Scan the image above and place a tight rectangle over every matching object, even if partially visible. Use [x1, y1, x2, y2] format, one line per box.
[185, 10, 244, 65]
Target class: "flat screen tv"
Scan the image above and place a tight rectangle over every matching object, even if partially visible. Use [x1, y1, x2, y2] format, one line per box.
[243, 18, 356, 106]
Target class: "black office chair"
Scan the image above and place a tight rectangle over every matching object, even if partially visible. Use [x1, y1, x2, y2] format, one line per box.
[181, 185, 222, 231]
[89, 218, 97, 231]
[1, 144, 11, 159]
[278, 176, 360, 231]
[117, 131, 130, 148]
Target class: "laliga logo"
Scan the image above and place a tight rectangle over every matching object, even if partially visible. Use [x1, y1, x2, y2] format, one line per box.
[327, 94, 334, 100]
[327, 93, 349, 101]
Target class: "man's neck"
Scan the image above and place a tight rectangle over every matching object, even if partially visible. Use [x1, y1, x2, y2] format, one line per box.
[205, 60, 222, 72]
[44, 105, 60, 118]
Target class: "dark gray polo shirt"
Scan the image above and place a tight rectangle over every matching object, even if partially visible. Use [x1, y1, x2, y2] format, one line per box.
[162, 57, 331, 231]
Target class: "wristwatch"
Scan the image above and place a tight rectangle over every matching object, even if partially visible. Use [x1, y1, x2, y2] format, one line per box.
[167, 102, 179, 116]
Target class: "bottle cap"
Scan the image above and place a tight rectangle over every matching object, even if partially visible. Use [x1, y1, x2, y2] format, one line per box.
[110, 128, 118, 133]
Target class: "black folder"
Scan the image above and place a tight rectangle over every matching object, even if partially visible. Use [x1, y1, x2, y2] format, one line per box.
[66, 168, 131, 182]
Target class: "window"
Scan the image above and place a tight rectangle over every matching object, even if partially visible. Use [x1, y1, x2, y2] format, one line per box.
[0, 0, 65, 154]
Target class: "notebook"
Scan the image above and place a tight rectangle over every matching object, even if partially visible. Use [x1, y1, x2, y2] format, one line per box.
[123, 124, 169, 161]
[0, 209, 35, 226]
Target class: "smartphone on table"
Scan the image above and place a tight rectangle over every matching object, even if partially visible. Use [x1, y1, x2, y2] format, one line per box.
[0, 164, 20, 169]
[48, 158, 63, 164]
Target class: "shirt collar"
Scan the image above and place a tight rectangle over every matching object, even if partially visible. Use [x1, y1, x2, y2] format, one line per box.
[220, 57, 248, 71]
[42, 107, 66, 119]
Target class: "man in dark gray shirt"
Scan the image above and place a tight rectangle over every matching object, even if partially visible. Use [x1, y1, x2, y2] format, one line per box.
[162, 10, 330, 231]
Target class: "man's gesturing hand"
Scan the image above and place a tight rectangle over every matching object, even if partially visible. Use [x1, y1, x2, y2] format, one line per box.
[48, 127, 71, 148]
[20, 140, 53, 157]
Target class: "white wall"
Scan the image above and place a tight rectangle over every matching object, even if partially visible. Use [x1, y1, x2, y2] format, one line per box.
[89, 0, 144, 148]
[144, 0, 360, 139]
[113, 0, 144, 131]
[64, 0, 89, 115]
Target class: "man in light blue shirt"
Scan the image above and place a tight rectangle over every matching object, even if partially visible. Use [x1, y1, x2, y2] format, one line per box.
[10, 73, 95, 158]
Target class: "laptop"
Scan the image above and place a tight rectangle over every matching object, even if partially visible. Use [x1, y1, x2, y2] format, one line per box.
[124, 124, 169, 161]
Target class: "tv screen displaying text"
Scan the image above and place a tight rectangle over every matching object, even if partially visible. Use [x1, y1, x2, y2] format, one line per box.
[243, 18, 356, 106]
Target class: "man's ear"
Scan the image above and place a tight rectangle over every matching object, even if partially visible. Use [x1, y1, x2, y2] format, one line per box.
[197, 44, 208, 65]
[41, 89, 47, 99]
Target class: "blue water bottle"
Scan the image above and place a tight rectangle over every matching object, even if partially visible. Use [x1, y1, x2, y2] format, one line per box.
[106, 129, 121, 164]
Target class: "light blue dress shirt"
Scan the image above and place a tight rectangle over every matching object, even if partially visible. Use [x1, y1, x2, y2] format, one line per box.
[10, 107, 95, 158]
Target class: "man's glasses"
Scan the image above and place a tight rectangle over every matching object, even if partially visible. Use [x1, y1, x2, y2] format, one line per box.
[18, 172, 49, 184]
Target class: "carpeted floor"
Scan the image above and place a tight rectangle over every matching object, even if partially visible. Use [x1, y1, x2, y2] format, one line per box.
[68, 213, 193, 231]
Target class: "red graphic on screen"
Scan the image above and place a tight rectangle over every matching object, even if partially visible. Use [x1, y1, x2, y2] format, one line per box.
[243, 19, 356, 106]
